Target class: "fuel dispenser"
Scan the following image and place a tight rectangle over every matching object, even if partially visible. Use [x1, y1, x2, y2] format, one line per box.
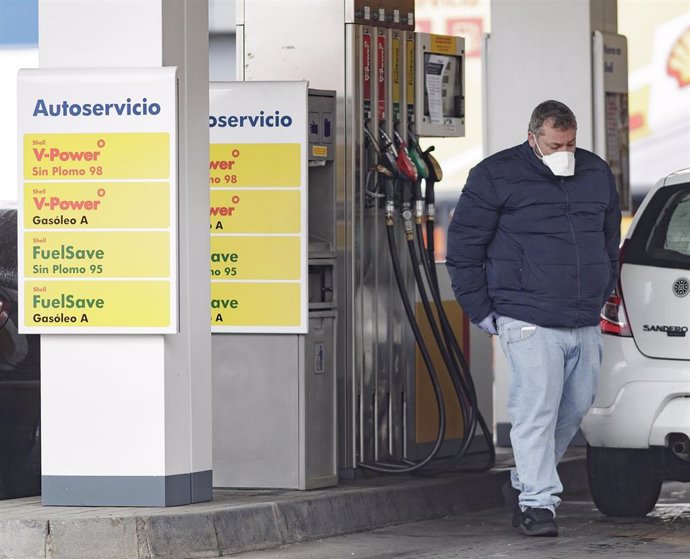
[212, 88, 338, 490]
[237, 0, 494, 483]
[353, 21, 494, 473]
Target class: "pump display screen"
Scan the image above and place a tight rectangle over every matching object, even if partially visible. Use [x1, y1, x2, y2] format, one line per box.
[423, 53, 463, 123]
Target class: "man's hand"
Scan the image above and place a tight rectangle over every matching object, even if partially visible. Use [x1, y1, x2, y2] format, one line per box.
[477, 312, 500, 336]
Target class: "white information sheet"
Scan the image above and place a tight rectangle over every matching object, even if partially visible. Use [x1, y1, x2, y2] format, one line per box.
[425, 54, 448, 124]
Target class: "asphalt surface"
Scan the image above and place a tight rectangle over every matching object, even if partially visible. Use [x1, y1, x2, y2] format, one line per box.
[233, 482, 690, 558]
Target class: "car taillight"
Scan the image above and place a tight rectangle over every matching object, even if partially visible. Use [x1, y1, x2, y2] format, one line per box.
[600, 240, 632, 337]
[600, 290, 632, 336]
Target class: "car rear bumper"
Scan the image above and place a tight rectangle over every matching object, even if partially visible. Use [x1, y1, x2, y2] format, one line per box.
[581, 335, 690, 448]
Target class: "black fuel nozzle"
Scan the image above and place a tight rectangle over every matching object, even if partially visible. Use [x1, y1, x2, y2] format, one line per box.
[364, 120, 398, 206]
[363, 123, 382, 158]
[362, 121, 398, 221]
[378, 120, 396, 155]
[377, 121, 400, 180]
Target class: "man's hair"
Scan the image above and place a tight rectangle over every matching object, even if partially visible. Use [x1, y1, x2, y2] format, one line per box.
[528, 100, 577, 136]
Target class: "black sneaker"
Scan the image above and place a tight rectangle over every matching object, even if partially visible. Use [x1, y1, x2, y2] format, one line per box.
[519, 507, 558, 537]
[501, 480, 521, 528]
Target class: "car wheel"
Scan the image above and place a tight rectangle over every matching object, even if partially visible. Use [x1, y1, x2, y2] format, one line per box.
[587, 445, 662, 517]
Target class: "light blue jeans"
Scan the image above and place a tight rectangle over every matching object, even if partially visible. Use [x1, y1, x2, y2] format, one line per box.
[496, 316, 602, 513]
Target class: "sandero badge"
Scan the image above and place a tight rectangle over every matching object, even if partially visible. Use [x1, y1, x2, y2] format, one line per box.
[642, 324, 688, 337]
[673, 277, 689, 298]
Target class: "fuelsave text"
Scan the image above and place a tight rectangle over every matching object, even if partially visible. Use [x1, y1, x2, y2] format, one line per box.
[33, 294, 105, 309]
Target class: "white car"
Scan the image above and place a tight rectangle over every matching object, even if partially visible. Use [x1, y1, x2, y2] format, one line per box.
[582, 168, 690, 517]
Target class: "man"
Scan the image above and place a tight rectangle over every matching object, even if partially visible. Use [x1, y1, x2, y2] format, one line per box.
[446, 100, 621, 537]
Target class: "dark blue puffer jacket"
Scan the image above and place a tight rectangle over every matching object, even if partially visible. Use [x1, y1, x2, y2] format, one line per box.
[446, 141, 621, 328]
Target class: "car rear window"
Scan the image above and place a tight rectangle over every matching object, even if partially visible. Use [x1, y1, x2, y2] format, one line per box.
[626, 182, 690, 270]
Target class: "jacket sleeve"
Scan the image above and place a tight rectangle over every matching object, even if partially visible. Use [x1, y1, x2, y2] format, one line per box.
[602, 166, 622, 304]
[445, 164, 500, 323]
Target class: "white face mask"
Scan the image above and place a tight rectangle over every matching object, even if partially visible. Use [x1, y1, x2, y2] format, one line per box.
[533, 135, 575, 176]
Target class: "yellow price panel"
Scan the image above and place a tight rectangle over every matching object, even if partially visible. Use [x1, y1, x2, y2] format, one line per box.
[209, 143, 300, 187]
[24, 133, 170, 180]
[25, 231, 169, 278]
[392, 36, 401, 105]
[25, 280, 170, 328]
[406, 38, 415, 105]
[210, 236, 300, 280]
[210, 189, 300, 234]
[24, 182, 170, 229]
[211, 282, 300, 327]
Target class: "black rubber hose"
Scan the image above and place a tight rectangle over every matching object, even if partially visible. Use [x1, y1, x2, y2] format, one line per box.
[358, 220, 446, 474]
[424, 177, 439, 289]
[400, 225, 488, 476]
[426, 218, 439, 289]
[415, 223, 496, 472]
[420, 237, 496, 473]
[405, 235, 475, 452]
[422, 178, 471, 387]
[417, 224, 477, 403]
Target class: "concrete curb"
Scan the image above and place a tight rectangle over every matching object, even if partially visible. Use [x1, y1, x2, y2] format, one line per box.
[0, 455, 587, 559]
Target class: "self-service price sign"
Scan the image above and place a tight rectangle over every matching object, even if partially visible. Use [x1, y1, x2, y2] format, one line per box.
[17, 68, 178, 333]
[209, 81, 307, 333]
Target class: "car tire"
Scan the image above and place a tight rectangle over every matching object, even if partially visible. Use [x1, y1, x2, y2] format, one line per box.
[587, 445, 662, 517]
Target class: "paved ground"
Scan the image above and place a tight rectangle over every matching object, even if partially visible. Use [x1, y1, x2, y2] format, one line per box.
[0, 449, 657, 558]
[234, 483, 690, 558]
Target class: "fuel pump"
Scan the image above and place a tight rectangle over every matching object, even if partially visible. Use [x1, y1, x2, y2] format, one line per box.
[356, 24, 495, 475]
[357, 121, 447, 474]
[359, 109, 496, 475]
[236, 0, 497, 483]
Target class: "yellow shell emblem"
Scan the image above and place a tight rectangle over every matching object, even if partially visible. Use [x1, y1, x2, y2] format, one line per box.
[667, 27, 690, 87]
